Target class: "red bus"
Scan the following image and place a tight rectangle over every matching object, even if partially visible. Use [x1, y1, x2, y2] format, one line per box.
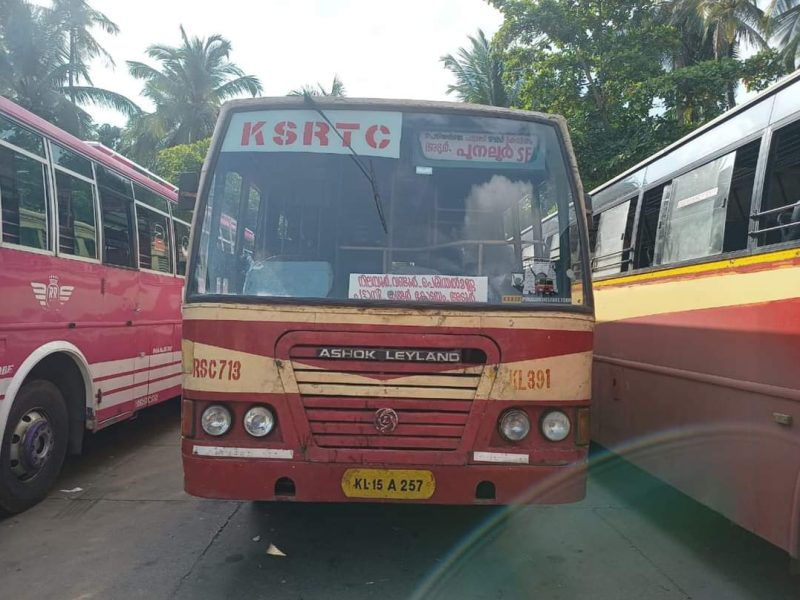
[589, 72, 800, 558]
[0, 97, 190, 512]
[181, 97, 594, 505]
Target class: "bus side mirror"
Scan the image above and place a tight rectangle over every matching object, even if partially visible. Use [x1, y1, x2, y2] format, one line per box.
[178, 171, 200, 211]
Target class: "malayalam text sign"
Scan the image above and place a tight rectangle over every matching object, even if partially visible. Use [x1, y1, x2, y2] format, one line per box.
[349, 273, 488, 303]
[419, 131, 537, 164]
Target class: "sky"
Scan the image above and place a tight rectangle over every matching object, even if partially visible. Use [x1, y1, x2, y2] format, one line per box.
[73, 0, 504, 126]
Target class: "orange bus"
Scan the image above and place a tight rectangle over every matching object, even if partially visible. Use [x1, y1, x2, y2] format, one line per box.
[180, 97, 594, 505]
[590, 73, 800, 558]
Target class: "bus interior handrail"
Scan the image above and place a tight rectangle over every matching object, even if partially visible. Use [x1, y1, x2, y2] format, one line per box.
[749, 220, 800, 236]
[750, 199, 800, 219]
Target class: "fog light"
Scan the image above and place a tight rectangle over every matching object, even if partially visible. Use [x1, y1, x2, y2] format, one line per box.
[201, 405, 231, 436]
[499, 409, 531, 442]
[541, 411, 571, 441]
[244, 406, 275, 437]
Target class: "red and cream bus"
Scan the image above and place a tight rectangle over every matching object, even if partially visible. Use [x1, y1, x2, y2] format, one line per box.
[589, 73, 800, 558]
[0, 97, 190, 512]
[181, 97, 594, 505]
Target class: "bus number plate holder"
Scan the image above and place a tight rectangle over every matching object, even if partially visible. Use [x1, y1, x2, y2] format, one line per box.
[341, 469, 435, 500]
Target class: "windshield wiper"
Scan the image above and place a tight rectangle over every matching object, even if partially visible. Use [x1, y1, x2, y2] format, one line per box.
[303, 92, 389, 234]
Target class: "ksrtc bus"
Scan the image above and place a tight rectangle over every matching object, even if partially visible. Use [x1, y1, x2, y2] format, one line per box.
[589, 73, 800, 558]
[0, 96, 190, 512]
[181, 97, 594, 505]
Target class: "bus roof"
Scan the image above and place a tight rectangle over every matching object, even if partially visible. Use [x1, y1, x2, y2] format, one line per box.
[0, 95, 178, 202]
[84, 141, 177, 192]
[589, 69, 800, 197]
[218, 96, 568, 128]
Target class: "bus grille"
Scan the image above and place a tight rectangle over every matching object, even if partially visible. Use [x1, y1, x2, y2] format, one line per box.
[290, 347, 485, 451]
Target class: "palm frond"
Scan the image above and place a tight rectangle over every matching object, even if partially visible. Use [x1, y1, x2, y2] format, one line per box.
[213, 75, 263, 100]
[68, 86, 141, 116]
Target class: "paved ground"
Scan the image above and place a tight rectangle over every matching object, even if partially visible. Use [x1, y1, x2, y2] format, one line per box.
[1, 399, 798, 600]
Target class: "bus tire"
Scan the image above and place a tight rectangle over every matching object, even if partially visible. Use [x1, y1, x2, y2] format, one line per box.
[0, 380, 69, 514]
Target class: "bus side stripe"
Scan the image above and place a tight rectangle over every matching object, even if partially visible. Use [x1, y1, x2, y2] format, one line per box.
[99, 362, 182, 396]
[90, 351, 182, 381]
[595, 263, 800, 323]
[101, 374, 182, 408]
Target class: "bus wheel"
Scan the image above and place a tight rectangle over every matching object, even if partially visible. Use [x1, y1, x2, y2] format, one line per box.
[0, 380, 69, 514]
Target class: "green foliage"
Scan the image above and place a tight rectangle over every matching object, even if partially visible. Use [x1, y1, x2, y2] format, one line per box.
[153, 138, 211, 186]
[0, 0, 138, 137]
[126, 26, 262, 165]
[487, 0, 788, 190]
[491, 0, 682, 188]
[441, 29, 517, 107]
[91, 123, 123, 150]
[769, 0, 800, 68]
[740, 49, 792, 91]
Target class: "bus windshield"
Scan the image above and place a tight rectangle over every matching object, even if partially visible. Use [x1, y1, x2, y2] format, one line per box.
[190, 108, 585, 307]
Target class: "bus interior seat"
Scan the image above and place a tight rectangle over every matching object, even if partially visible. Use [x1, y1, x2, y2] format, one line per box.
[777, 202, 800, 241]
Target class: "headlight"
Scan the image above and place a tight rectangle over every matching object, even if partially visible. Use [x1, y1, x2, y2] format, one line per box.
[499, 409, 531, 442]
[541, 411, 571, 442]
[243, 406, 275, 438]
[201, 405, 231, 436]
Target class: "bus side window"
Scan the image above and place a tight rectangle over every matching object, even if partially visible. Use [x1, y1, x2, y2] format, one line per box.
[593, 197, 637, 276]
[137, 204, 172, 273]
[634, 183, 669, 269]
[55, 170, 97, 259]
[96, 165, 137, 268]
[723, 139, 760, 252]
[589, 213, 600, 255]
[0, 144, 50, 251]
[173, 220, 190, 276]
[756, 120, 800, 245]
[655, 152, 735, 266]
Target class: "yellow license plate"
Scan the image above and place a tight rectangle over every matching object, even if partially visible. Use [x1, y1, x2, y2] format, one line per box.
[341, 469, 435, 500]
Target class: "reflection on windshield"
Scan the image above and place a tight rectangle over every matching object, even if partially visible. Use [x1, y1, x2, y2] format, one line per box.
[191, 110, 583, 307]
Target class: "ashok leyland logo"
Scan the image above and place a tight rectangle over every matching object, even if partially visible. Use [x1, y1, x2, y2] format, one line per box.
[31, 275, 74, 308]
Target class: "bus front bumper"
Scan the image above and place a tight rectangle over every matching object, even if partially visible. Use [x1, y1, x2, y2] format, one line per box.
[182, 440, 587, 505]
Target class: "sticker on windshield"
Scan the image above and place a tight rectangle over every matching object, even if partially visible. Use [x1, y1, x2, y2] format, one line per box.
[522, 260, 558, 299]
[222, 110, 403, 158]
[349, 274, 488, 303]
[419, 131, 538, 164]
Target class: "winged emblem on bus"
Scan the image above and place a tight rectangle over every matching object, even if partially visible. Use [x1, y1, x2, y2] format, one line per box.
[31, 276, 74, 308]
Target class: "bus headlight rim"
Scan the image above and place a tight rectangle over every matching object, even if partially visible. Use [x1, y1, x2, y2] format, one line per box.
[541, 410, 571, 442]
[243, 406, 275, 438]
[201, 404, 232, 437]
[498, 409, 531, 442]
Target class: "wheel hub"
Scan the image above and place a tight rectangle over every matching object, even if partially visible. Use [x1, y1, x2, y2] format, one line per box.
[9, 410, 54, 481]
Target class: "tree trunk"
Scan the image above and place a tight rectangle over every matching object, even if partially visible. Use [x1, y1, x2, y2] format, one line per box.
[726, 82, 736, 110]
[68, 28, 76, 104]
[580, 58, 611, 130]
[725, 44, 736, 110]
[674, 41, 688, 126]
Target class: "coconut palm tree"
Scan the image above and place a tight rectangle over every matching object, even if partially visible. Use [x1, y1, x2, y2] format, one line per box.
[127, 25, 263, 158]
[670, 0, 767, 107]
[51, 0, 119, 103]
[696, 0, 767, 60]
[441, 29, 517, 107]
[0, 0, 138, 135]
[769, 0, 800, 68]
[93, 123, 123, 150]
[288, 75, 346, 97]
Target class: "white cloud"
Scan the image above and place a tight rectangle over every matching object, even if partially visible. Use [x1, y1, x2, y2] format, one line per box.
[78, 0, 503, 126]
